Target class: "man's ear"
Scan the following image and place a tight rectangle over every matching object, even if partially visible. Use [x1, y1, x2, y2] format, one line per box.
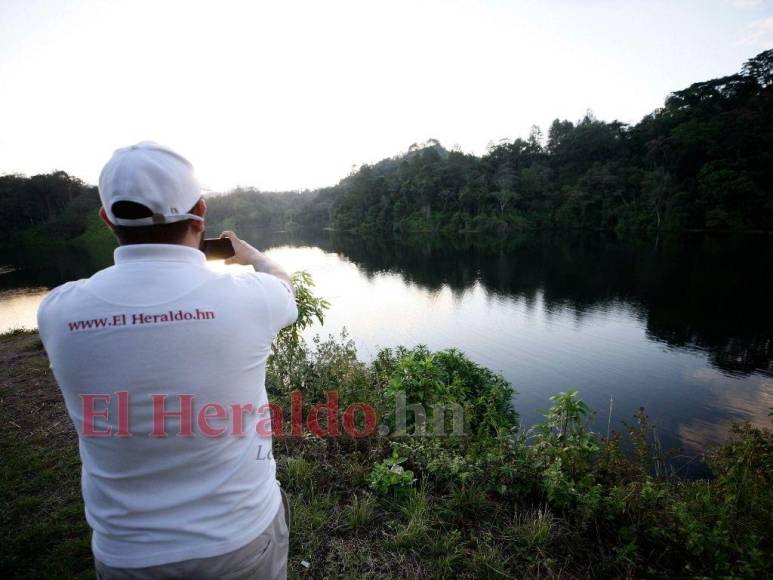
[191, 198, 207, 233]
[98, 207, 114, 230]
[193, 197, 207, 218]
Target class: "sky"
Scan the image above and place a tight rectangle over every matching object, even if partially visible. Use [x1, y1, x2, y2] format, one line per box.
[0, 0, 771, 193]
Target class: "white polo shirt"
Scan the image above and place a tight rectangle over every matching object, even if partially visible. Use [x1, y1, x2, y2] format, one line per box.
[37, 244, 297, 568]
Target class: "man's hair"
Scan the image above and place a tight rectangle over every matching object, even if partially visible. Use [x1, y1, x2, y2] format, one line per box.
[110, 201, 198, 245]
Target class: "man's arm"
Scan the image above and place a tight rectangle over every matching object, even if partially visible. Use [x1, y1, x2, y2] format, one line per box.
[219, 230, 295, 294]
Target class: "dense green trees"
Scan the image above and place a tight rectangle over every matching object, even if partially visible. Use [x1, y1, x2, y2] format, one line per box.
[0, 172, 99, 242]
[207, 49, 772, 235]
[2, 50, 771, 240]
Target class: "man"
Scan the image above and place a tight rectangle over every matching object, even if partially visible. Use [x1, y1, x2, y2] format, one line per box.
[37, 142, 297, 579]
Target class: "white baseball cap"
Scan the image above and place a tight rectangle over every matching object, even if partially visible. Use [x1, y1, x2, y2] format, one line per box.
[98, 141, 204, 227]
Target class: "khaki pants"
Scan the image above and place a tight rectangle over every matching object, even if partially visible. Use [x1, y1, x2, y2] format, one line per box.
[95, 490, 290, 580]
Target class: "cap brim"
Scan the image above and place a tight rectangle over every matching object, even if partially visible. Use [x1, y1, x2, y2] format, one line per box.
[110, 213, 204, 227]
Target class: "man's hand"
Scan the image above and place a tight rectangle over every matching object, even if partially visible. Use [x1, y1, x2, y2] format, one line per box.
[219, 230, 294, 293]
[220, 230, 263, 266]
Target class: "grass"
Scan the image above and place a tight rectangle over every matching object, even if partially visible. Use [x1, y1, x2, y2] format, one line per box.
[344, 494, 376, 530]
[0, 330, 93, 579]
[1, 329, 771, 579]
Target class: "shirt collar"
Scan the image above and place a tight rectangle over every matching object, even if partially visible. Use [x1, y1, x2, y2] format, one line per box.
[114, 244, 206, 266]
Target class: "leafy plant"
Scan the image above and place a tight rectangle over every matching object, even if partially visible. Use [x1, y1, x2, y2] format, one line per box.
[383, 346, 518, 441]
[369, 453, 416, 496]
[275, 270, 330, 352]
[534, 390, 599, 477]
[269, 271, 331, 394]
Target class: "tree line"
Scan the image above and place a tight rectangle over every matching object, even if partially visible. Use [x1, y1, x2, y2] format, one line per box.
[318, 49, 772, 234]
[1, 49, 770, 242]
[0, 172, 99, 242]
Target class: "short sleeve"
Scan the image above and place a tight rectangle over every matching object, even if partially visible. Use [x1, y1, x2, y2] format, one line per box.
[36, 280, 81, 345]
[255, 273, 298, 334]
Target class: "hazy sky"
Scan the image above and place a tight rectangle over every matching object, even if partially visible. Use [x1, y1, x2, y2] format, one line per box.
[1, 0, 771, 192]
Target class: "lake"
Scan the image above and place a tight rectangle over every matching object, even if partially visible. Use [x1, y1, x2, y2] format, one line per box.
[1, 231, 771, 471]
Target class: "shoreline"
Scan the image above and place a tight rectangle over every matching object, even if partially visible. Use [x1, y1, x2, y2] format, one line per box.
[1, 329, 771, 578]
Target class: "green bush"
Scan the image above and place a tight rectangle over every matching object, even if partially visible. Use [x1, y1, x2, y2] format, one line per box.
[369, 453, 416, 496]
[264, 275, 772, 577]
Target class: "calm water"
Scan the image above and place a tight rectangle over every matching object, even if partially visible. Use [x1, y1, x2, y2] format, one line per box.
[1, 231, 771, 467]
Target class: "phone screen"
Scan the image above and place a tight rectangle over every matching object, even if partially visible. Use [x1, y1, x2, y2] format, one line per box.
[201, 238, 235, 261]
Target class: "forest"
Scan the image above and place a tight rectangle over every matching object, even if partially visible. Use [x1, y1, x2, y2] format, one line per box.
[1, 49, 770, 242]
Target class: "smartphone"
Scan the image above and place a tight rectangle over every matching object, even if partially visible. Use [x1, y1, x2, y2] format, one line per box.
[201, 237, 235, 261]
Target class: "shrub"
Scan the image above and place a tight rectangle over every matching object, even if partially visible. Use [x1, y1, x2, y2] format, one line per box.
[266, 276, 773, 577]
[369, 453, 416, 496]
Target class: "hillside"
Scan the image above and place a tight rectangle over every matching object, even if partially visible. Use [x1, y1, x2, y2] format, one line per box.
[208, 49, 773, 235]
[2, 49, 771, 241]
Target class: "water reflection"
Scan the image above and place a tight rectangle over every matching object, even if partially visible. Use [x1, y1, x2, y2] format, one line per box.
[0, 288, 49, 330]
[285, 230, 772, 378]
[249, 230, 773, 464]
[0, 231, 770, 464]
